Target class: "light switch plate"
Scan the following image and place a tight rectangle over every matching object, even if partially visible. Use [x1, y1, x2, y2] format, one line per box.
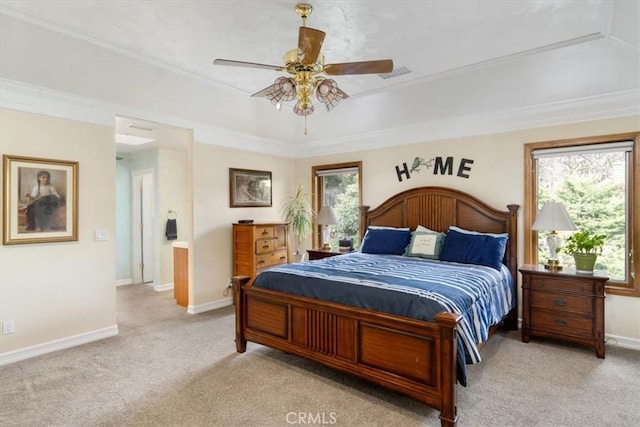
[95, 229, 109, 241]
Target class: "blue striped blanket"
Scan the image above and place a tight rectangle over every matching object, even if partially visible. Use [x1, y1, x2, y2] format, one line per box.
[253, 252, 515, 385]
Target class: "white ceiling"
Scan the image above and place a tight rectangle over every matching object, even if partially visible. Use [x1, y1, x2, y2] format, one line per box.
[0, 1, 639, 155]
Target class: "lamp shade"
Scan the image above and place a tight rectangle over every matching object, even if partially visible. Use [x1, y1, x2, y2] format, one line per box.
[317, 205, 338, 225]
[531, 202, 577, 231]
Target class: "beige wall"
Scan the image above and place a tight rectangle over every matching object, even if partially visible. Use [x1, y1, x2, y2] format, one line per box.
[1, 107, 637, 362]
[190, 143, 294, 309]
[295, 115, 640, 342]
[0, 108, 116, 354]
[157, 147, 190, 286]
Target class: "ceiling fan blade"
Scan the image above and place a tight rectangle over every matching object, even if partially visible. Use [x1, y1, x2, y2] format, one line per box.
[298, 27, 326, 65]
[324, 59, 394, 75]
[213, 59, 283, 71]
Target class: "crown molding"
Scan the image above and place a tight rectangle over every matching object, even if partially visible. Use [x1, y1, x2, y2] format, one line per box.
[293, 88, 640, 157]
[0, 78, 294, 158]
[1, 78, 638, 159]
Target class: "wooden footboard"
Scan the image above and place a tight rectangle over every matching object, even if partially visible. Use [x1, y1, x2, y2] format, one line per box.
[231, 186, 519, 426]
[233, 275, 462, 427]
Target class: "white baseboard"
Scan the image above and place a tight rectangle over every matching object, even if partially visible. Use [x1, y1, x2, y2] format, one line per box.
[0, 325, 119, 366]
[605, 334, 640, 351]
[187, 297, 233, 314]
[116, 278, 132, 286]
[154, 282, 174, 292]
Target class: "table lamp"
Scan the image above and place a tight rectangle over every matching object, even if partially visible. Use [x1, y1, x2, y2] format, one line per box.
[531, 202, 577, 271]
[317, 205, 338, 250]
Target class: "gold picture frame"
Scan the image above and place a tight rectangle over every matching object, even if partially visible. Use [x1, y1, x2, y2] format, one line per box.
[2, 155, 79, 244]
[229, 168, 272, 207]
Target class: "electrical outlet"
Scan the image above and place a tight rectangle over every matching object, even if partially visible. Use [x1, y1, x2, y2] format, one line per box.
[95, 229, 109, 241]
[2, 319, 15, 335]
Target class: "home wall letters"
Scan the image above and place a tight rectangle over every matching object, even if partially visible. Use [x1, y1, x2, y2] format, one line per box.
[395, 156, 474, 182]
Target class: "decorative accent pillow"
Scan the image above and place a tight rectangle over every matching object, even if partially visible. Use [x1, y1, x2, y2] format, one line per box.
[404, 231, 445, 259]
[360, 227, 411, 255]
[447, 226, 508, 259]
[439, 229, 506, 270]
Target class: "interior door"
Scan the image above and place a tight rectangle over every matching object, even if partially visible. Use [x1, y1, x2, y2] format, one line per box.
[132, 170, 154, 284]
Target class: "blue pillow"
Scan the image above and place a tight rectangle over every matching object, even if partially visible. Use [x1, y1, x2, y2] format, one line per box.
[360, 227, 411, 255]
[448, 226, 508, 260]
[440, 229, 507, 270]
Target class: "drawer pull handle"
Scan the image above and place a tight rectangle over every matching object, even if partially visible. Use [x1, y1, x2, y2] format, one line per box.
[258, 260, 265, 265]
[261, 229, 269, 235]
[554, 318, 567, 326]
[262, 244, 269, 249]
[279, 256, 286, 261]
[553, 298, 567, 307]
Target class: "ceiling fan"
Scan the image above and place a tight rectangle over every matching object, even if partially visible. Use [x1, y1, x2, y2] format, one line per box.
[213, 3, 393, 129]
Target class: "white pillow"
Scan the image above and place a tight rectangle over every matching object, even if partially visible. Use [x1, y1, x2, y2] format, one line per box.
[416, 225, 437, 233]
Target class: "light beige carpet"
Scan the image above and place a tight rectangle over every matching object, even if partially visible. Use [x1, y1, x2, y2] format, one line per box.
[1, 284, 639, 426]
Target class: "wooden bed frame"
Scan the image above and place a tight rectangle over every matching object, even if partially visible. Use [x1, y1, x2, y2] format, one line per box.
[232, 186, 519, 426]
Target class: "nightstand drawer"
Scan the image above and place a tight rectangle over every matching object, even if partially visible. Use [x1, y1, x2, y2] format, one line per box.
[256, 250, 288, 268]
[530, 277, 594, 294]
[530, 292, 593, 315]
[531, 309, 593, 335]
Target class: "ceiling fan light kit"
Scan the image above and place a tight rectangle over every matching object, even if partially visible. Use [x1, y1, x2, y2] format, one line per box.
[213, 3, 393, 134]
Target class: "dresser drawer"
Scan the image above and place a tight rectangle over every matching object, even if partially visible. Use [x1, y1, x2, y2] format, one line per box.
[255, 238, 276, 254]
[256, 250, 288, 269]
[254, 226, 274, 239]
[531, 309, 593, 336]
[529, 276, 594, 294]
[530, 292, 593, 315]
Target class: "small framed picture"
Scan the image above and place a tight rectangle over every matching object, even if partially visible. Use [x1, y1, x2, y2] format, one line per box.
[3, 155, 79, 244]
[229, 168, 272, 208]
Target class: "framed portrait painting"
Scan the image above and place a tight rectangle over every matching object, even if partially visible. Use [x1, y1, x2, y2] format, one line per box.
[2, 155, 79, 244]
[229, 168, 272, 207]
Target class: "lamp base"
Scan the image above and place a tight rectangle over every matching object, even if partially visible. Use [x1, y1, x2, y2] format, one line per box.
[544, 259, 563, 271]
[321, 243, 332, 250]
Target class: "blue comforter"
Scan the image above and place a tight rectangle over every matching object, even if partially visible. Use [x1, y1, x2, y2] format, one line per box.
[252, 252, 515, 386]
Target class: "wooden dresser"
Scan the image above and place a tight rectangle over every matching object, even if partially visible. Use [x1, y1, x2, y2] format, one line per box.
[520, 264, 608, 358]
[232, 222, 289, 284]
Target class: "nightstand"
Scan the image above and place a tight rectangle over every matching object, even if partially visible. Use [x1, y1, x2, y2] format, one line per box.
[520, 264, 608, 358]
[306, 248, 348, 261]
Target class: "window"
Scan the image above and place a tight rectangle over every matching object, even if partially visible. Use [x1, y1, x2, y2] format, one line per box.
[312, 162, 362, 249]
[524, 133, 639, 296]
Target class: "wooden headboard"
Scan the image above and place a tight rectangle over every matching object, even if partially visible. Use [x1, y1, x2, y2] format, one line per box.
[359, 186, 520, 282]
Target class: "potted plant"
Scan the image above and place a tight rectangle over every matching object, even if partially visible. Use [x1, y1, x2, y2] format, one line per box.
[281, 183, 314, 262]
[563, 230, 606, 273]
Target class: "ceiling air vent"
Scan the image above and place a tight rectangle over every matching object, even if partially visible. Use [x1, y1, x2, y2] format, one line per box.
[378, 66, 411, 79]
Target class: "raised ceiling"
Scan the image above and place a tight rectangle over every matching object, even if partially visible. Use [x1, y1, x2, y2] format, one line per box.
[0, 1, 638, 156]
